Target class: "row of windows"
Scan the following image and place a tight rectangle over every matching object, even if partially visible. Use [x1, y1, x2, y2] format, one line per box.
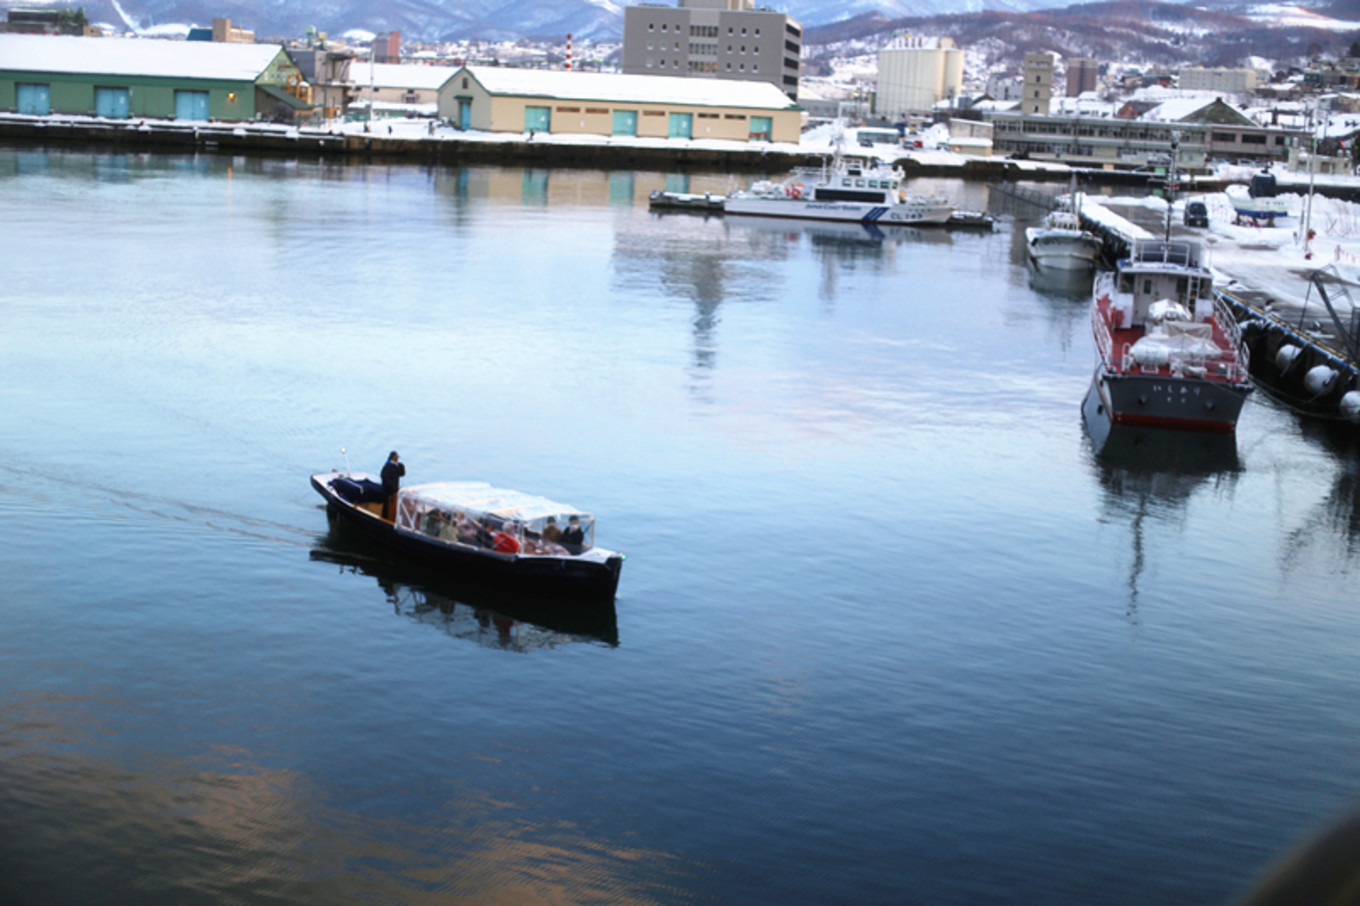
[650, 41, 758, 55]
[647, 59, 760, 73]
[542, 106, 755, 120]
[1210, 131, 1282, 145]
[647, 21, 762, 36]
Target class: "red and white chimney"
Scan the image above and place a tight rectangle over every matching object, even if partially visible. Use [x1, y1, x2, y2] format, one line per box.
[566, 33, 573, 70]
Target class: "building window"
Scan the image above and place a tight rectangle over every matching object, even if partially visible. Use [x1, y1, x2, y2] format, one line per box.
[755, 28, 760, 36]
[646, 59, 653, 68]
[753, 64, 758, 72]
[739, 63, 745, 71]
[728, 27, 733, 34]
[648, 23, 654, 30]
[725, 63, 731, 71]
[647, 41, 653, 50]
[741, 27, 747, 35]
[741, 45, 746, 53]
[754, 46, 759, 54]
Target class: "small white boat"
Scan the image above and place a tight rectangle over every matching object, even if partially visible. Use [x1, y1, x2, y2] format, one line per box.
[725, 145, 954, 226]
[1026, 209, 1102, 270]
[648, 189, 725, 213]
[1226, 183, 1288, 222]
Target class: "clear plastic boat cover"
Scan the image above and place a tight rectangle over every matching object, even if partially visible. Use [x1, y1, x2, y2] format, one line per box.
[394, 481, 598, 557]
[399, 482, 591, 524]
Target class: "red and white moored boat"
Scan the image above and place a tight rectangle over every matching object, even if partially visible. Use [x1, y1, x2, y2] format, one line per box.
[1090, 238, 1252, 433]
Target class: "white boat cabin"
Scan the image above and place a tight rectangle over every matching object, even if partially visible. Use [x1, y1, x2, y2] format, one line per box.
[1110, 239, 1215, 329]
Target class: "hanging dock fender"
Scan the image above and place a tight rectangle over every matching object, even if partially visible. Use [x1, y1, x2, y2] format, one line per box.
[1275, 343, 1303, 373]
[1341, 390, 1360, 422]
[1304, 364, 1339, 396]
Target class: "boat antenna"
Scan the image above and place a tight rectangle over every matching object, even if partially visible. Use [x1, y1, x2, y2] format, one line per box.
[341, 446, 350, 472]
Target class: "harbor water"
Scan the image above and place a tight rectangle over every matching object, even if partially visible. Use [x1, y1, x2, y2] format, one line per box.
[3, 147, 1360, 904]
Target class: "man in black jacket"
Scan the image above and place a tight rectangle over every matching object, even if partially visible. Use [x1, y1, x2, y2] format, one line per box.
[380, 451, 405, 522]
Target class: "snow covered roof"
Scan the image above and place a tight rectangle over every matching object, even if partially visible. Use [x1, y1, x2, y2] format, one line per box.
[350, 61, 457, 91]
[1141, 97, 1250, 123]
[0, 34, 289, 82]
[460, 66, 800, 111]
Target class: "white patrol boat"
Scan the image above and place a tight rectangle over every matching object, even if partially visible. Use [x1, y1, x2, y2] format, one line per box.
[724, 147, 954, 226]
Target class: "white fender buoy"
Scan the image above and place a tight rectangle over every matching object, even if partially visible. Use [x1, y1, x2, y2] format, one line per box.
[1275, 344, 1302, 372]
[1341, 390, 1360, 423]
[1305, 364, 1338, 396]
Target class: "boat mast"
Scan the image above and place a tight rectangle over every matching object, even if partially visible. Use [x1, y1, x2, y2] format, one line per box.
[1163, 133, 1179, 243]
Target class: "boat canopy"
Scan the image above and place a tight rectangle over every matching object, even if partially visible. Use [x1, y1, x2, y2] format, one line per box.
[394, 481, 598, 557]
[400, 481, 592, 526]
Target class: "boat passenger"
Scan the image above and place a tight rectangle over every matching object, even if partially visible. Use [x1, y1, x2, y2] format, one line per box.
[492, 523, 521, 555]
[542, 516, 562, 543]
[560, 515, 586, 553]
[380, 451, 405, 522]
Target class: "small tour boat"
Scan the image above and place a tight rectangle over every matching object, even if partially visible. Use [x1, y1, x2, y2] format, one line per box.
[1090, 237, 1252, 432]
[311, 472, 624, 601]
[1026, 209, 1102, 270]
[724, 150, 954, 226]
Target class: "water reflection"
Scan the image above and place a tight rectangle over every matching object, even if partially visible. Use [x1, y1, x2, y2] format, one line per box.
[1027, 261, 1094, 299]
[1281, 419, 1360, 565]
[310, 523, 619, 649]
[1082, 382, 1242, 620]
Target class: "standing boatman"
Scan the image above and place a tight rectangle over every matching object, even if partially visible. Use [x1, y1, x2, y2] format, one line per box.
[380, 451, 405, 522]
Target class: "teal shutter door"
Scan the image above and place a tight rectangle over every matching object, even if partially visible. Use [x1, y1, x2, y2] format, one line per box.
[612, 110, 637, 136]
[458, 98, 471, 129]
[95, 87, 130, 119]
[749, 116, 772, 141]
[174, 90, 210, 121]
[16, 83, 50, 115]
[668, 113, 692, 139]
[524, 106, 551, 132]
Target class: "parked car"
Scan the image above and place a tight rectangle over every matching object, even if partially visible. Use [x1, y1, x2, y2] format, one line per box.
[1183, 200, 1209, 228]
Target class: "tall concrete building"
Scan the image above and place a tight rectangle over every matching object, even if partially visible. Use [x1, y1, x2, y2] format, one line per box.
[1022, 52, 1056, 116]
[873, 35, 963, 118]
[1066, 56, 1097, 96]
[621, 0, 802, 100]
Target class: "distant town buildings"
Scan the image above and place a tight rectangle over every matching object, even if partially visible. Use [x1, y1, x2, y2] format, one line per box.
[1021, 52, 1056, 116]
[373, 32, 401, 64]
[1, 6, 99, 36]
[620, 0, 802, 100]
[1066, 57, 1098, 97]
[1177, 67, 1258, 94]
[873, 35, 963, 118]
[185, 18, 255, 43]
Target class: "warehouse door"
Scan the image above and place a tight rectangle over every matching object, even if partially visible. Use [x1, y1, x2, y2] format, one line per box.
[748, 116, 772, 142]
[95, 87, 130, 119]
[668, 113, 692, 139]
[16, 83, 50, 115]
[612, 110, 637, 136]
[457, 98, 471, 130]
[523, 106, 550, 134]
[174, 90, 210, 121]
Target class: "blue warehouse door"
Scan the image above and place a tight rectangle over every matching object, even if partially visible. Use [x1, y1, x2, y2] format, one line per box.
[668, 113, 692, 139]
[95, 86, 130, 119]
[612, 110, 637, 136]
[16, 83, 50, 115]
[524, 106, 550, 133]
[458, 98, 471, 130]
[174, 90, 210, 121]
[748, 116, 772, 142]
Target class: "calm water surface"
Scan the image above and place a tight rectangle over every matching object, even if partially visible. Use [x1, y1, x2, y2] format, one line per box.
[2, 148, 1359, 904]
